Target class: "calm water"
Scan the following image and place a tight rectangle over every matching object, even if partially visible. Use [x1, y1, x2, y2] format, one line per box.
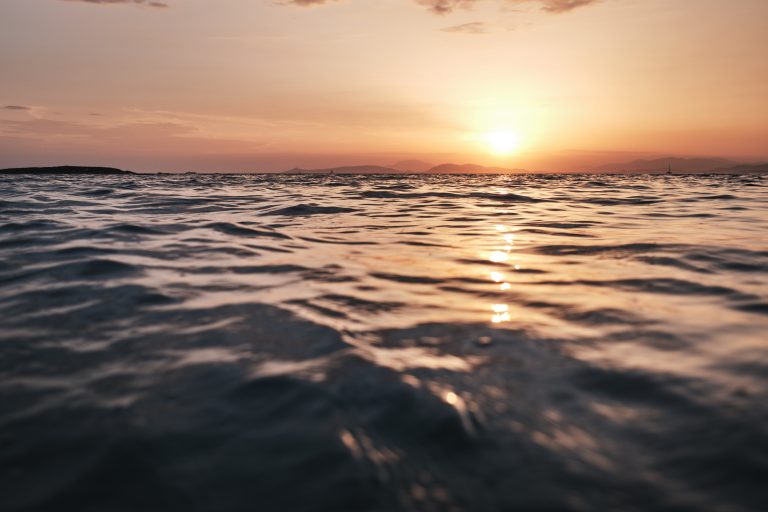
[1, 173, 767, 512]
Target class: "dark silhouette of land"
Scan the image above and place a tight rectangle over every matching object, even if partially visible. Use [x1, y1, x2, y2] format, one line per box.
[2, 160, 766, 175]
[283, 158, 767, 175]
[0, 166, 133, 175]
[427, 163, 528, 174]
[283, 165, 406, 175]
[588, 157, 744, 174]
[712, 162, 768, 174]
[391, 160, 434, 172]
[282, 162, 529, 174]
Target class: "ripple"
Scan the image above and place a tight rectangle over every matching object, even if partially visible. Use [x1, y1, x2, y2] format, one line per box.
[0, 173, 766, 512]
[540, 277, 755, 299]
[528, 242, 670, 256]
[263, 204, 358, 216]
[203, 222, 292, 239]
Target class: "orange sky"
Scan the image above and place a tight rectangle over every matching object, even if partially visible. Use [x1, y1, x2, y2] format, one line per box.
[1, 0, 766, 171]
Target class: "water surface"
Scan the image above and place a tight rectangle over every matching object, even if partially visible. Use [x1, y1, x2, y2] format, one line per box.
[1, 173, 767, 511]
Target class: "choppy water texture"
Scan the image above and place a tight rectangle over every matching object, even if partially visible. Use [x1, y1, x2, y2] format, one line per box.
[1, 173, 767, 512]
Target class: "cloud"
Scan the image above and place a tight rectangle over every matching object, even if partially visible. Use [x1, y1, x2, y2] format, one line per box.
[441, 21, 489, 34]
[59, 0, 599, 13]
[285, 0, 469, 12]
[288, 0, 600, 14]
[417, 0, 601, 13]
[286, 0, 472, 13]
[415, 0, 475, 14]
[0, 117, 193, 139]
[3, 106, 30, 111]
[287, 0, 335, 5]
[59, 0, 169, 8]
[536, 0, 598, 13]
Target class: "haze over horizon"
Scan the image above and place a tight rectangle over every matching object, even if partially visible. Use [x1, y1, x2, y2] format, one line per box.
[1, 0, 767, 172]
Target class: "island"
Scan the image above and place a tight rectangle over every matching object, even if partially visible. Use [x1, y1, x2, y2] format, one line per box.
[0, 166, 134, 175]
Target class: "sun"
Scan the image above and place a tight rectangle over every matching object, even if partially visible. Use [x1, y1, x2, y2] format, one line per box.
[484, 131, 521, 156]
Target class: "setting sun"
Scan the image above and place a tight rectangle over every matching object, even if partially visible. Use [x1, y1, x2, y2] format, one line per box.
[484, 131, 521, 155]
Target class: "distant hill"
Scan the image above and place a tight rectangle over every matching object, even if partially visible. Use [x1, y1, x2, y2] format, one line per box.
[282, 163, 529, 174]
[589, 157, 741, 174]
[283, 165, 406, 174]
[428, 163, 527, 174]
[390, 159, 434, 172]
[710, 163, 768, 174]
[0, 165, 132, 175]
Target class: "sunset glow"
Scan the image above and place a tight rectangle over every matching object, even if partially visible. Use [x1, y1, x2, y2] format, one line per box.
[0, 0, 767, 172]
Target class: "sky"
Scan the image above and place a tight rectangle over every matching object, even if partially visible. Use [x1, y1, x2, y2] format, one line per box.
[0, 0, 766, 172]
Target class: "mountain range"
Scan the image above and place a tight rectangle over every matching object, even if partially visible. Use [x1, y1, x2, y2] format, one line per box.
[1, 160, 765, 175]
[586, 157, 747, 173]
[283, 162, 528, 174]
[283, 157, 767, 175]
[283, 165, 403, 175]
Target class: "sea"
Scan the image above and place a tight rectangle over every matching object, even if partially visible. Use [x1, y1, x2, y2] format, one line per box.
[1, 173, 766, 512]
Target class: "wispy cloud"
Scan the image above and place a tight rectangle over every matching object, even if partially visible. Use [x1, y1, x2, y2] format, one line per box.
[420, 0, 602, 14]
[286, 0, 335, 5]
[59, 0, 169, 8]
[536, 0, 598, 13]
[3, 106, 31, 111]
[58, 0, 599, 13]
[289, 0, 600, 14]
[0, 117, 193, 139]
[441, 21, 489, 34]
[415, 0, 476, 14]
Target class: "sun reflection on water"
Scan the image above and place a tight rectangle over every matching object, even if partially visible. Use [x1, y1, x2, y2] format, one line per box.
[491, 303, 511, 324]
[489, 251, 509, 263]
[491, 304, 509, 313]
[487, 224, 520, 324]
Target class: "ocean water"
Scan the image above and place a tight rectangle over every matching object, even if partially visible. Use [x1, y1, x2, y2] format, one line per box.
[0, 173, 766, 512]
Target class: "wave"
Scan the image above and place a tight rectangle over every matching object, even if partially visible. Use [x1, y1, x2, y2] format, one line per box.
[262, 204, 358, 216]
[0, 173, 766, 512]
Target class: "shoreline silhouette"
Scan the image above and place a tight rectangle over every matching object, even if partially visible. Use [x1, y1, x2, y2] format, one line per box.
[2, 161, 767, 176]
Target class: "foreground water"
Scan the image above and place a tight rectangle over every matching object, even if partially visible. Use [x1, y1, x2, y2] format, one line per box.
[0, 173, 766, 511]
